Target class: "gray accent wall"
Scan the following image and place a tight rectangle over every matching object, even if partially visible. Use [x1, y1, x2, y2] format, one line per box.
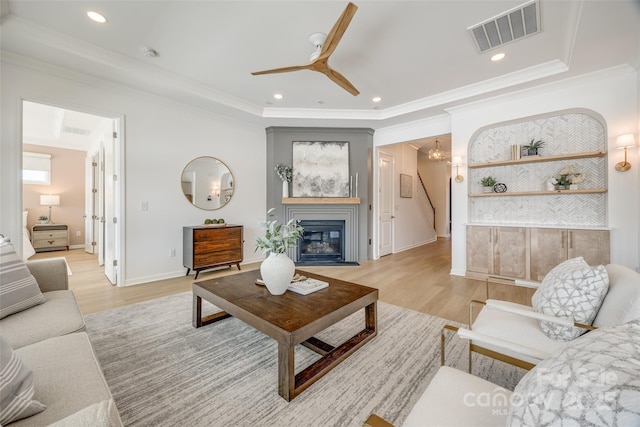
[265, 127, 374, 261]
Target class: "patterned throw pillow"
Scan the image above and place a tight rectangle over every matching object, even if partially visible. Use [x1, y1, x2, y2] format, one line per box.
[0, 336, 47, 424]
[0, 240, 45, 319]
[532, 257, 609, 341]
[507, 319, 640, 426]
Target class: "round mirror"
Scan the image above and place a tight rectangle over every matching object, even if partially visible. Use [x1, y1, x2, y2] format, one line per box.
[181, 156, 234, 210]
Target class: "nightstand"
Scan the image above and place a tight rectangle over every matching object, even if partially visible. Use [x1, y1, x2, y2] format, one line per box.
[32, 223, 69, 252]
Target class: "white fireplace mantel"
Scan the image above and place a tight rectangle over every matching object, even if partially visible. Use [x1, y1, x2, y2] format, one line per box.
[281, 197, 361, 205]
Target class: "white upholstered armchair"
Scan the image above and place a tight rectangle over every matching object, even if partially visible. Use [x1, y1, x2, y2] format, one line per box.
[443, 262, 640, 371]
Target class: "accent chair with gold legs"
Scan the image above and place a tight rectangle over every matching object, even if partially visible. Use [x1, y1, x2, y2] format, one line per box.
[444, 262, 640, 372]
[364, 319, 640, 426]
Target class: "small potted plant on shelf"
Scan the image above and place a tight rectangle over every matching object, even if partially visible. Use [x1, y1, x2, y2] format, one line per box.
[480, 176, 497, 193]
[523, 138, 545, 156]
[38, 215, 48, 224]
[553, 174, 572, 190]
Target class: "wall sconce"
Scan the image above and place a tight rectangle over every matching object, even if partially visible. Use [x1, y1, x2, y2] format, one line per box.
[448, 156, 464, 182]
[40, 194, 60, 223]
[615, 133, 636, 172]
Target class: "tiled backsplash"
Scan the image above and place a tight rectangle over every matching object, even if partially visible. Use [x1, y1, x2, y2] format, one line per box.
[468, 110, 607, 227]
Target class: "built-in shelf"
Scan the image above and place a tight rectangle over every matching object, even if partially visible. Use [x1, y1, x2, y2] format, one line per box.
[281, 197, 361, 205]
[468, 151, 606, 169]
[469, 189, 606, 197]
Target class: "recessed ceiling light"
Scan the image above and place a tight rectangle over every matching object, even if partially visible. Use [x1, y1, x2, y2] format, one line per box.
[491, 53, 506, 62]
[86, 11, 107, 23]
[273, 94, 283, 100]
[372, 97, 382, 103]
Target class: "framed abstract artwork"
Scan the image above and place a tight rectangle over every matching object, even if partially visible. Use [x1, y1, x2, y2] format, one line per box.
[400, 174, 413, 198]
[292, 141, 350, 197]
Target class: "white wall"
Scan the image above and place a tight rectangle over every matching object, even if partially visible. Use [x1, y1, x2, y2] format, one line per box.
[417, 151, 451, 237]
[447, 66, 638, 275]
[379, 144, 437, 253]
[1, 59, 267, 285]
[374, 66, 639, 275]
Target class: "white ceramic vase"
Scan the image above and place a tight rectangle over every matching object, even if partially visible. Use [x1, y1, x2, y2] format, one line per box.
[260, 252, 295, 295]
[282, 180, 289, 198]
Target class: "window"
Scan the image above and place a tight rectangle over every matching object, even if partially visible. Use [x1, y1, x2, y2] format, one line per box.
[23, 152, 51, 185]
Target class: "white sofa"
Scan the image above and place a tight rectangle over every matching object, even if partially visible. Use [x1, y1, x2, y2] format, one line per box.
[0, 257, 123, 426]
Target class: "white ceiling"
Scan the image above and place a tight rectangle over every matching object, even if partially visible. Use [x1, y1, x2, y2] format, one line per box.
[22, 100, 112, 151]
[2, 0, 639, 132]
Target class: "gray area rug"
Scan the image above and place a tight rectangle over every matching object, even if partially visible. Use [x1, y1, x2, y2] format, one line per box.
[85, 292, 525, 427]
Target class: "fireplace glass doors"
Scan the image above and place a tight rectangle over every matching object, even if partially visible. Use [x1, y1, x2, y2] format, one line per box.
[296, 220, 345, 264]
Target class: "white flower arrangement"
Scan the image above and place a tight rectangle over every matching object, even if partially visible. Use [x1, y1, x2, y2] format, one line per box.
[255, 208, 304, 254]
[275, 164, 293, 183]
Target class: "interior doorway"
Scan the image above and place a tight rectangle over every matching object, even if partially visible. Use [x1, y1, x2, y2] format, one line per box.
[21, 100, 122, 285]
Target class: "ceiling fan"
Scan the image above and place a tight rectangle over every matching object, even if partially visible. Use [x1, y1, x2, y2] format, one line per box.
[251, 2, 360, 96]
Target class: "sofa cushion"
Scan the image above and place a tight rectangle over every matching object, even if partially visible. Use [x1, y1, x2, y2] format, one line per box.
[48, 399, 121, 427]
[12, 332, 122, 427]
[593, 264, 640, 327]
[0, 241, 45, 320]
[0, 291, 86, 349]
[507, 319, 640, 426]
[532, 257, 609, 341]
[402, 366, 511, 427]
[0, 336, 46, 425]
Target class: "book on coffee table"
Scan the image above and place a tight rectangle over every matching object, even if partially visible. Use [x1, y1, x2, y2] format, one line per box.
[287, 278, 329, 295]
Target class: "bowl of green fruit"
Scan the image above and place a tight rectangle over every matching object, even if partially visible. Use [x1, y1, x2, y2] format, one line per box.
[203, 218, 226, 227]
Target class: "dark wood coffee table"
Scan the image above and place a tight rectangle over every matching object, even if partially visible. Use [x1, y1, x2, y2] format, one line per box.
[192, 269, 378, 401]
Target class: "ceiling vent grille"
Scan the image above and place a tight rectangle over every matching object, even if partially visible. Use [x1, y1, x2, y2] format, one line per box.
[468, 0, 540, 53]
[62, 126, 92, 136]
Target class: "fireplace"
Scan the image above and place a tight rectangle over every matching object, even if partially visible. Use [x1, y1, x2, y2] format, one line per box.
[297, 220, 345, 264]
[284, 204, 359, 264]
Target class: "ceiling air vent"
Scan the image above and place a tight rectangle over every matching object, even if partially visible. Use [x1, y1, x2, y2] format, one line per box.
[62, 126, 92, 136]
[468, 0, 540, 52]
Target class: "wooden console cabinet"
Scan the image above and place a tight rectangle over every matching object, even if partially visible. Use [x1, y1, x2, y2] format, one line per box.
[183, 225, 243, 279]
[467, 225, 609, 282]
[466, 226, 527, 280]
[32, 223, 69, 252]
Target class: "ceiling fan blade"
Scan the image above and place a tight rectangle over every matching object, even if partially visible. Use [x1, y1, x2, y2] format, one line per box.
[323, 66, 359, 96]
[251, 64, 311, 75]
[318, 2, 358, 60]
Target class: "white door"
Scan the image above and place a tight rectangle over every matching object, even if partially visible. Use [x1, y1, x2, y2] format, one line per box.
[84, 154, 98, 253]
[103, 125, 118, 284]
[379, 151, 394, 256]
[97, 146, 105, 266]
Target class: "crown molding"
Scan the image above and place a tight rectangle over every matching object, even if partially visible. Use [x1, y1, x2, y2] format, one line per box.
[1, 13, 605, 125]
[2, 15, 262, 117]
[444, 63, 636, 115]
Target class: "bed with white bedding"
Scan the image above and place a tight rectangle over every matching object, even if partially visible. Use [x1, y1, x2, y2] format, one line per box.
[23, 210, 36, 259]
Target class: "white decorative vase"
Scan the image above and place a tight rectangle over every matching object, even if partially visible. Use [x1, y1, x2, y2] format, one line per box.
[260, 252, 295, 295]
[282, 181, 289, 198]
[482, 186, 494, 193]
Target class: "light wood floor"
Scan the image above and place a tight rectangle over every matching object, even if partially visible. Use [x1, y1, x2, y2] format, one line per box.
[31, 238, 533, 324]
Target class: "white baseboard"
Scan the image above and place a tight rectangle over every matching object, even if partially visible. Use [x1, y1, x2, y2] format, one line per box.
[394, 237, 437, 254]
[449, 267, 466, 277]
[123, 257, 263, 287]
